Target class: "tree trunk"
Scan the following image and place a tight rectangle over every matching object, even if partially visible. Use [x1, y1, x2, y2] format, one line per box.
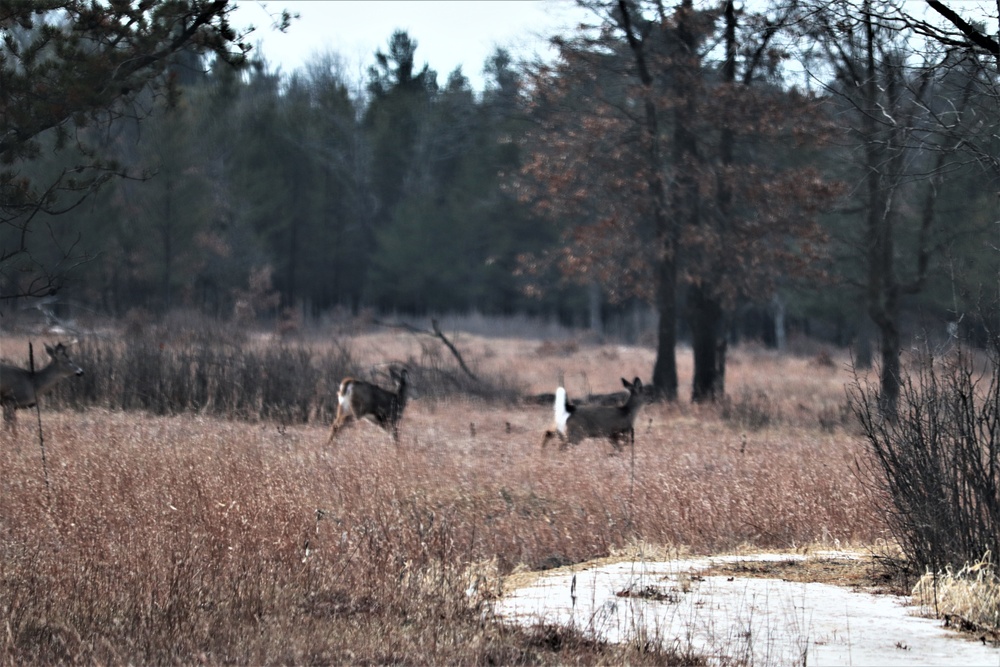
[854, 316, 873, 369]
[876, 311, 901, 420]
[689, 283, 725, 401]
[665, 0, 719, 401]
[160, 172, 174, 312]
[652, 254, 678, 400]
[618, 0, 678, 400]
[687, 0, 738, 402]
[772, 293, 786, 351]
[861, 1, 901, 419]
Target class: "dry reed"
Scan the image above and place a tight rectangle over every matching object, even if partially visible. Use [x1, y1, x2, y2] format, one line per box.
[0, 330, 879, 664]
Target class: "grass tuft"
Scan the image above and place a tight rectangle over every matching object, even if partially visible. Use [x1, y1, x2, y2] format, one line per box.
[720, 389, 774, 431]
[913, 554, 1000, 634]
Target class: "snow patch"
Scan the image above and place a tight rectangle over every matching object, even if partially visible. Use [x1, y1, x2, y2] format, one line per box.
[495, 553, 1000, 666]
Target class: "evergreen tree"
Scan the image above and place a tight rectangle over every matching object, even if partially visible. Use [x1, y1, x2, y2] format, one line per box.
[0, 1, 253, 298]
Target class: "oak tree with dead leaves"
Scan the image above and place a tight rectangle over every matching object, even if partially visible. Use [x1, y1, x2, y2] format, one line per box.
[515, 0, 842, 401]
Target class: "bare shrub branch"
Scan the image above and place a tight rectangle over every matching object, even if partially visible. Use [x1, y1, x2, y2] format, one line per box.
[851, 344, 1000, 573]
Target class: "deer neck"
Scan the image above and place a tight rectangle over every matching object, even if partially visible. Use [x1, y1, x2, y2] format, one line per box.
[621, 392, 641, 416]
[32, 359, 68, 392]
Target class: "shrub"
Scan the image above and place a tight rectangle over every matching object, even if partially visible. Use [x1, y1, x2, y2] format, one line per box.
[43, 324, 522, 423]
[720, 389, 774, 431]
[850, 344, 1000, 576]
[47, 333, 356, 424]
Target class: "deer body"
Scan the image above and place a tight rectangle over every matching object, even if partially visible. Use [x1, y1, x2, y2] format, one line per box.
[327, 368, 408, 444]
[541, 377, 644, 451]
[0, 342, 84, 433]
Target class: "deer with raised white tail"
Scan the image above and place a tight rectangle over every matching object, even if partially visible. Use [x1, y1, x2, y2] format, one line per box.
[327, 368, 408, 444]
[0, 341, 84, 434]
[541, 377, 645, 451]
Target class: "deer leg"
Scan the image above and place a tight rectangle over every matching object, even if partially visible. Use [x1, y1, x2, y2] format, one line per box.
[543, 430, 571, 450]
[2, 402, 15, 435]
[327, 408, 355, 445]
[612, 427, 636, 454]
[541, 429, 557, 448]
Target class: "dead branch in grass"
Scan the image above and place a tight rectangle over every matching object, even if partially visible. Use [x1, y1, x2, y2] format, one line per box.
[373, 318, 478, 381]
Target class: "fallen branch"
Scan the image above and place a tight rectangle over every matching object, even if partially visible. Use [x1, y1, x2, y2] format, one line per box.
[373, 318, 478, 381]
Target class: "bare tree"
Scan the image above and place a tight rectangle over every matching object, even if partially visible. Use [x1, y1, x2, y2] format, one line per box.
[795, 0, 987, 417]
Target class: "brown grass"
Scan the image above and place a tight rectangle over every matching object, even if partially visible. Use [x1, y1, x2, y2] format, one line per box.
[0, 331, 880, 664]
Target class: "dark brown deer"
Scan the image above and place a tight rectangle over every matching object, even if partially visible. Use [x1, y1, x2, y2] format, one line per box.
[327, 368, 408, 444]
[0, 341, 84, 434]
[541, 377, 645, 451]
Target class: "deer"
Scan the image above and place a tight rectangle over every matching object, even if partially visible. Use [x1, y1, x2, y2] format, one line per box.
[541, 377, 645, 451]
[327, 367, 408, 445]
[0, 341, 85, 434]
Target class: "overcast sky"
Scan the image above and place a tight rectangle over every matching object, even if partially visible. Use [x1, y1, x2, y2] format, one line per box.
[231, 1, 591, 90]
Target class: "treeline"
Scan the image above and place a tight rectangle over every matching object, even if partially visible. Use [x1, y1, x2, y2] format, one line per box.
[4, 3, 999, 351]
[9, 35, 571, 321]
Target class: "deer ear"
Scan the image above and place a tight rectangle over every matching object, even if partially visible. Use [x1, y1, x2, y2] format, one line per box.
[621, 378, 630, 388]
[44, 343, 55, 355]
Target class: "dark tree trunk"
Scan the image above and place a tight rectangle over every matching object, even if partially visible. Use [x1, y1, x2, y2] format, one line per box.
[159, 172, 174, 313]
[619, 0, 678, 400]
[672, 0, 717, 401]
[689, 284, 725, 401]
[861, 2, 901, 419]
[875, 309, 901, 420]
[652, 253, 678, 400]
[687, 0, 737, 403]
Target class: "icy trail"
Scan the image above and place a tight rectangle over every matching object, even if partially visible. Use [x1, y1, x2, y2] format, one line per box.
[495, 553, 1000, 666]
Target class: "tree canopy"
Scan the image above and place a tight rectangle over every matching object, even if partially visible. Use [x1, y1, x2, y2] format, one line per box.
[0, 0, 258, 297]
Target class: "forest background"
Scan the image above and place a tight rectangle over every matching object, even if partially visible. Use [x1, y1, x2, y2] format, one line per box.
[3, 0, 999, 403]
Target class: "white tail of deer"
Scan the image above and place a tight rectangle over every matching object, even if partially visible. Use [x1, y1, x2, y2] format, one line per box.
[327, 368, 408, 444]
[0, 341, 84, 434]
[541, 377, 645, 451]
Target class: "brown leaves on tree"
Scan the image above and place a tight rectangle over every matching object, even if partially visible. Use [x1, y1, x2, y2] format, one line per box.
[514, 5, 844, 310]
[511, 59, 659, 303]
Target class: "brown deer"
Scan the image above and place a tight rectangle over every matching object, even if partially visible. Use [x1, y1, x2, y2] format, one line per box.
[0, 341, 84, 434]
[327, 368, 408, 444]
[541, 377, 645, 451]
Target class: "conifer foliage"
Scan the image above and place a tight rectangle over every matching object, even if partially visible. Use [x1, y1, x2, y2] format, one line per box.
[0, 1, 253, 297]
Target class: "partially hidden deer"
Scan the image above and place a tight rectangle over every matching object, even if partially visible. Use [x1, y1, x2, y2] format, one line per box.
[327, 368, 408, 444]
[0, 341, 85, 434]
[541, 377, 645, 451]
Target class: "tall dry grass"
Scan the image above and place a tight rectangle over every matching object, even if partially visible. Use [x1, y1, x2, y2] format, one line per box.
[0, 329, 878, 664]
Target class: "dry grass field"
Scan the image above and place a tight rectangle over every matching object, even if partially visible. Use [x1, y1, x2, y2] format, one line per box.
[0, 326, 885, 664]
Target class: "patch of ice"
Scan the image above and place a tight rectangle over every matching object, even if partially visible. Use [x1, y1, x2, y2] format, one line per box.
[495, 554, 1000, 666]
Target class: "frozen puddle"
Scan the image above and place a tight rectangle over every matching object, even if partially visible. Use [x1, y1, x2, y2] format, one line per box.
[495, 553, 1000, 666]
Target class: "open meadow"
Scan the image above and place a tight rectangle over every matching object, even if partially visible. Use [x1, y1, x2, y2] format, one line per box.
[0, 324, 887, 664]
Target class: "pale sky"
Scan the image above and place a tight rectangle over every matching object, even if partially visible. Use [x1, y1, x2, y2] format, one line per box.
[232, 1, 592, 90]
